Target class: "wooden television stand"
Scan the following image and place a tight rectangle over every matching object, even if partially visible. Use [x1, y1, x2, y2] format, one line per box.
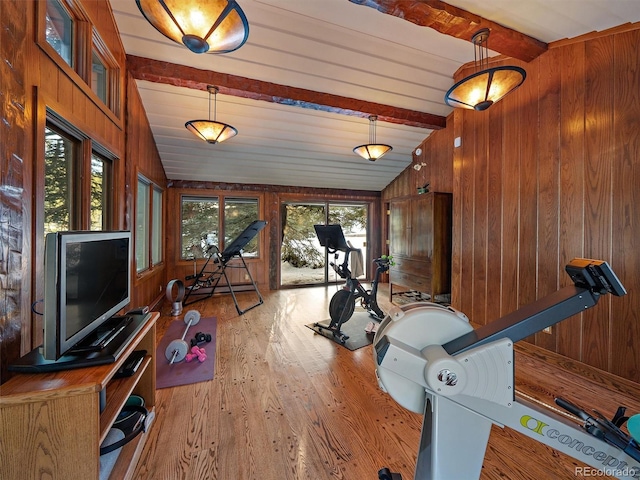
[0, 312, 158, 480]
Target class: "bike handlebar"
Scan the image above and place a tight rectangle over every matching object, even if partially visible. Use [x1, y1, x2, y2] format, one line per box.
[374, 255, 394, 271]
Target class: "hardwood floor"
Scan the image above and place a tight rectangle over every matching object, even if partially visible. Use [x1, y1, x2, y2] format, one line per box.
[134, 285, 640, 480]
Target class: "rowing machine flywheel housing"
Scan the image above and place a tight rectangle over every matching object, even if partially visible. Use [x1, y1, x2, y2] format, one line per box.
[373, 303, 473, 413]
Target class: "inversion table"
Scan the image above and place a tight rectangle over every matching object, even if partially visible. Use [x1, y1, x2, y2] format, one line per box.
[183, 220, 267, 315]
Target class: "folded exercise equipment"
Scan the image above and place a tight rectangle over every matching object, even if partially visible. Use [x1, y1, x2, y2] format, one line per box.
[183, 220, 267, 314]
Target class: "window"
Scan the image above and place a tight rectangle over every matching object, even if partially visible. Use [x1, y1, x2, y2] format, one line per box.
[90, 152, 111, 230]
[136, 177, 150, 273]
[39, 1, 121, 117]
[45, 0, 74, 67]
[136, 175, 164, 273]
[224, 197, 259, 256]
[181, 196, 220, 260]
[280, 202, 368, 286]
[152, 188, 163, 265]
[44, 125, 78, 234]
[91, 50, 107, 104]
[180, 195, 260, 260]
[44, 115, 116, 235]
[91, 32, 120, 115]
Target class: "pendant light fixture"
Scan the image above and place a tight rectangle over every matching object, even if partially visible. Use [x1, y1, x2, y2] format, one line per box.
[445, 28, 526, 111]
[185, 86, 237, 144]
[136, 0, 249, 54]
[353, 115, 393, 162]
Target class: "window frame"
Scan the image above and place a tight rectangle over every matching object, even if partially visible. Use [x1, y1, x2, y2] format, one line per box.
[37, 0, 121, 120]
[179, 193, 262, 261]
[179, 195, 220, 261]
[135, 174, 164, 274]
[152, 186, 164, 266]
[38, 0, 90, 86]
[43, 0, 76, 68]
[223, 196, 260, 257]
[43, 109, 117, 233]
[91, 29, 121, 117]
[89, 149, 114, 231]
[43, 123, 81, 233]
[136, 176, 151, 274]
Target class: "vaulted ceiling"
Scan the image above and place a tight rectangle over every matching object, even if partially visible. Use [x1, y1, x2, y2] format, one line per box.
[110, 0, 640, 191]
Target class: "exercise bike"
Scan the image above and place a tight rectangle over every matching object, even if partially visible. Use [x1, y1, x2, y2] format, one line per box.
[314, 224, 393, 344]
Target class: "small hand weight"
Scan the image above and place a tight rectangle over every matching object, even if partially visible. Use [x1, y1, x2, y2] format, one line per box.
[190, 331, 212, 347]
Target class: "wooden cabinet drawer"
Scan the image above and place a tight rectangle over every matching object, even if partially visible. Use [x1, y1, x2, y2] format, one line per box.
[390, 270, 432, 291]
[391, 256, 431, 278]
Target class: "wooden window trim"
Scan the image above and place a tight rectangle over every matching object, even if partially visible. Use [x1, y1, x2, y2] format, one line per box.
[151, 186, 165, 267]
[135, 173, 165, 277]
[178, 192, 264, 263]
[36, 0, 122, 125]
[92, 29, 121, 118]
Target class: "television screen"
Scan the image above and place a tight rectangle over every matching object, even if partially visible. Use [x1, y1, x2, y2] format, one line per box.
[43, 231, 132, 360]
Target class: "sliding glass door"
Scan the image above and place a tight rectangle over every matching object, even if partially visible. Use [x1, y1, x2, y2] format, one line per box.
[280, 202, 368, 287]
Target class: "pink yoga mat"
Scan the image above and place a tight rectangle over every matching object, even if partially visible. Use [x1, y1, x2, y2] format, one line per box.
[156, 316, 216, 389]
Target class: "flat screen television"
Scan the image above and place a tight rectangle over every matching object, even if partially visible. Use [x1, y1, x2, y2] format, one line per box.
[42, 230, 132, 361]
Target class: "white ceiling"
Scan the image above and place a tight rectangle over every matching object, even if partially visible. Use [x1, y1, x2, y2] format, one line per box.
[110, 0, 640, 191]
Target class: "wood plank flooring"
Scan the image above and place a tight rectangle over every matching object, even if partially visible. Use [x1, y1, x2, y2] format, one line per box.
[134, 285, 640, 480]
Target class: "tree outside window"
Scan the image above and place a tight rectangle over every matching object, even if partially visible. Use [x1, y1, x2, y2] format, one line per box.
[90, 153, 111, 230]
[44, 126, 76, 234]
[180, 196, 260, 260]
[224, 198, 259, 256]
[181, 196, 219, 260]
[44, 120, 115, 236]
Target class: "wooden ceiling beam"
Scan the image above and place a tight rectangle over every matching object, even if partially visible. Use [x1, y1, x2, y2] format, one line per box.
[127, 55, 446, 130]
[349, 0, 547, 62]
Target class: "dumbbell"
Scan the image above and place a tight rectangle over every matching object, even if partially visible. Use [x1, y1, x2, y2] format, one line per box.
[190, 332, 212, 347]
[164, 310, 201, 364]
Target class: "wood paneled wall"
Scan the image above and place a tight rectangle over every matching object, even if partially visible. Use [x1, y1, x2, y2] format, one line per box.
[126, 73, 168, 309]
[0, 0, 167, 383]
[0, 0, 380, 384]
[382, 114, 454, 200]
[1, 0, 31, 379]
[385, 25, 640, 383]
[452, 26, 640, 382]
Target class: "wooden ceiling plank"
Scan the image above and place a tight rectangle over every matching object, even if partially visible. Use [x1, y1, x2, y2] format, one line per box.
[348, 0, 548, 62]
[127, 55, 446, 130]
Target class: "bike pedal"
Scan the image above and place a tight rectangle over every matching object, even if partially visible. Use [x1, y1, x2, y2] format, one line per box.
[365, 321, 380, 334]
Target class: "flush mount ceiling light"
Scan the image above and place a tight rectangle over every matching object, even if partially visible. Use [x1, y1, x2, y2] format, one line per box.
[185, 86, 237, 144]
[353, 115, 393, 162]
[445, 28, 526, 111]
[136, 0, 249, 54]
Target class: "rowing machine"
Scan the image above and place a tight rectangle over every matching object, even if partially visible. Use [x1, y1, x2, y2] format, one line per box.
[374, 258, 640, 479]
